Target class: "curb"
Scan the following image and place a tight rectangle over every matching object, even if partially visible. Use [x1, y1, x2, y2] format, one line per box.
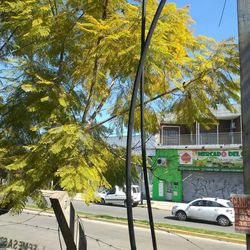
[138, 204, 173, 210]
[156, 226, 245, 245]
[24, 207, 245, 245]
[78, 215, 245, 245]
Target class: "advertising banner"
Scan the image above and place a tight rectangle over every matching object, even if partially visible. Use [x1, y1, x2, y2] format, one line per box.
[231, 194, 250, 233]
[178, 149, 243, 172]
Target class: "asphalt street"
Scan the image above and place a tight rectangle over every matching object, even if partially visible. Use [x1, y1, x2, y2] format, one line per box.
[72, 200, 239, 234]
[0, 212, 245, 250]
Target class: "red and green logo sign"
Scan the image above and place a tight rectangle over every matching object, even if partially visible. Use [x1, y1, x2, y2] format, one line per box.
[180, 152, 192, 164]
[178, 149, 243, 172]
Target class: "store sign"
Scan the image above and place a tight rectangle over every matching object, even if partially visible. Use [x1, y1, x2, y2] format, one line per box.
[178, 149, 243, 171]
[197, 150, 242, 159]
[179, 151, 193, 165]
[231, 194, 250, 233]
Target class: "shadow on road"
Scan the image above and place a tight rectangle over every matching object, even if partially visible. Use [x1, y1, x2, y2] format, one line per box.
[164, 216, 233, 227]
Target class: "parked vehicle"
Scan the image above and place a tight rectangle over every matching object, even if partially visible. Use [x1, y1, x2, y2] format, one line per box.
[97, 185, 141, 207]
[171, 197, 234, 226]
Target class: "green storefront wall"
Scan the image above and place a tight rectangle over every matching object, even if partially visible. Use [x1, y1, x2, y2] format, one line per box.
[152, 149, 182, 202]
[152, 148, 243, 202]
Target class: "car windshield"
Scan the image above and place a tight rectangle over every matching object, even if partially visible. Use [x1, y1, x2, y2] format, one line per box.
[133, 187, 140, 193]
[97, 187, 108, 193]
[97, 187, 104, 192]
[123, 186, 140, 193]
[227, 201, 233, 208]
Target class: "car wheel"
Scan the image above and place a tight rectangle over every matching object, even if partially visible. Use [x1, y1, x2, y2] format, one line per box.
[0, 207, 10, 215]
[176, 210, 187, 221]
[217, 215, 230, 226]
[0, 203, 12, 215]
[100, 198, 105, 205]
[133, 202, 139, 207]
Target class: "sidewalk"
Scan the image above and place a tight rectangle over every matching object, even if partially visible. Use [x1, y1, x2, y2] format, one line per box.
[74, 193, 179, 211]
[48, 191, 179, 211]
[139, 200, 178, 210]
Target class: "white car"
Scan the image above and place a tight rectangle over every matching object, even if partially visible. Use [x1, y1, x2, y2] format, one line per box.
[171, 197, 235, 226]
[97, 185, 141, 207]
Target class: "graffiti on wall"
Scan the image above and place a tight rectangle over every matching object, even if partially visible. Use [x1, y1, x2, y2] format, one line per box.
[190, 178, 243, 199]
[182, 172, 243, 202]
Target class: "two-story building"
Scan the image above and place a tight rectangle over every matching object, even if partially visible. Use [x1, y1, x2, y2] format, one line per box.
[152, 104, 244, 202]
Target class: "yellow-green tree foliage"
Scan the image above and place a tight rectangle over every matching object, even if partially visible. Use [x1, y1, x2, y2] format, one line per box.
[0, 0, 239, 210]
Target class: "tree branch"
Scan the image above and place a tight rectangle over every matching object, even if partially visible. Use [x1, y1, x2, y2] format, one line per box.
[53, 0, 58, 15]
[81, 1, 108, 123]
[93, 137, 139, 166]
[0, 26, 19, 53]
[88, 77, 117, 124]
[81, 58, 99, 123]
[86, 73, 211, 131]
[48, 0, 55, 16]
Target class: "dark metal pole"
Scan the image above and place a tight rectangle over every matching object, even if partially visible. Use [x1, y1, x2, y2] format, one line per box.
[140, 1, 157, 249]
[237, 0, 250, 249]
[50, 198, 77, 250]
[126, 1, 167, 249]
[78, 218, 87, 250]
[70, 203, 75, 240]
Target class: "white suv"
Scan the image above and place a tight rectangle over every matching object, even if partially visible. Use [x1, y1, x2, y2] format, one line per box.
[98, 185, 141, 207]
[172, 197, 234, 226]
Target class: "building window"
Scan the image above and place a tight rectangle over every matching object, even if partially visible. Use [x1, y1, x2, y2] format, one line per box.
[162, 126, 180, 145]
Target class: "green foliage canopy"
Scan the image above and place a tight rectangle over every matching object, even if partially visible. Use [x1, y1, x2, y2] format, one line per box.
[0, 0, 240, 209]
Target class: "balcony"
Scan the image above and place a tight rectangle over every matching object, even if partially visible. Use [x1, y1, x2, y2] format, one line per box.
[160, 132, 242, 146]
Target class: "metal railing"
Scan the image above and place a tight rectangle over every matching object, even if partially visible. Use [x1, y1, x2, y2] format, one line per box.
[160, 132, 242, 146]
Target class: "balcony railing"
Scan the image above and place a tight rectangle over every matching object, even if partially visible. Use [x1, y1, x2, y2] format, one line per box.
[160, 132, 242, 146]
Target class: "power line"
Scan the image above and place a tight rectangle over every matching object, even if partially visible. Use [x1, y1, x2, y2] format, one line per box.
[219, 0, 227, 27]
[84, 234, 123, 250]
[0, 219, 57, 231]
[58, 226, 63, 250]
[0, 209, 52, 227]
[80, 214, 206, 250]
[0, 207, 54, 218]
[22, 209, 55, 218]
[155, 226, 204, 250]
[0, 208, 208, 249]
[0, 217, 123, 250]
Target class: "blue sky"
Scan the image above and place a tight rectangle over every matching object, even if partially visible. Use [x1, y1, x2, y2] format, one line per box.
[171, 0, 238, 41]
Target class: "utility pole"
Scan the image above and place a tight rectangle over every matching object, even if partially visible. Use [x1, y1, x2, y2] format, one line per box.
[237, 0, 250, 249]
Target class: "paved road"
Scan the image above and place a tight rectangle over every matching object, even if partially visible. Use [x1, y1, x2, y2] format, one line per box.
[83, 219, 245, 250]
[0, 212, 245, 250]
[72, 200, 239, 234]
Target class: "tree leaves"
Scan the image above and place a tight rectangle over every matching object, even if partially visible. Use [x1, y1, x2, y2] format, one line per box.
[0, 0, 240, 209]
